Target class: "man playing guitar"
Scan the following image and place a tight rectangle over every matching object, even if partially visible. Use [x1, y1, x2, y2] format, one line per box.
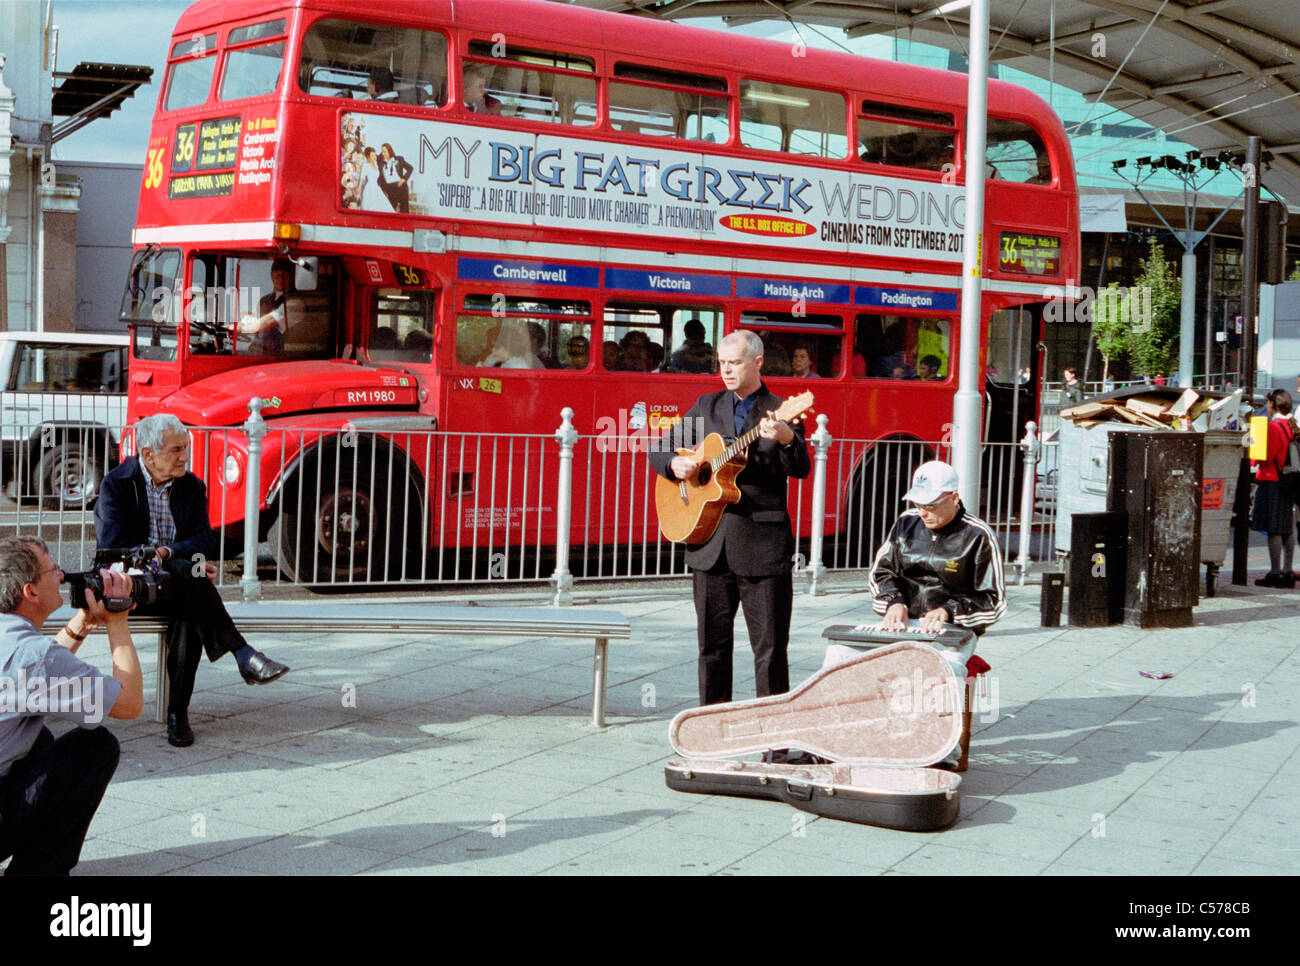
[648, 330, 811, 706]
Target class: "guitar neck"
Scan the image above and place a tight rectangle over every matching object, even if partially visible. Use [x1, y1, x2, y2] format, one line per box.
[711, 423, 764, 471]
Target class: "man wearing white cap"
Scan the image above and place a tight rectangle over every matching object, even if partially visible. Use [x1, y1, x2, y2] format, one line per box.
[867, 460, 1005, 637]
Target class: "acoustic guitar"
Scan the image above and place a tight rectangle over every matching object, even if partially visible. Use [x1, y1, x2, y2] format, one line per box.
[655, 391, 814, 544]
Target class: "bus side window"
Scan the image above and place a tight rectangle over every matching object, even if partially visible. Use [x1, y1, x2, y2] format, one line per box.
[665, 309, 721, 374]
[986, 119, 1050, 183]
[854, 314, 951, 380]
[740, 311, 844, 380]
[298, 19, 448, 106]
[370, 289, 435, 364]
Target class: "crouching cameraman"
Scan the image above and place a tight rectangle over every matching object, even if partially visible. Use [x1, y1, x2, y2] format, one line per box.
[0, 536, 141, 876]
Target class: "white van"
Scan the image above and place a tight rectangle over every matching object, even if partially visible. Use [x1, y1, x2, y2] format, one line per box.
[0, 331, 129, 508]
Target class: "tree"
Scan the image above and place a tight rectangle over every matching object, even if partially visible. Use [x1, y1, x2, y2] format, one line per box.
[1128, 240, 1182, 377]
[1091, 281, 1130, 384]
[1090, 239, 1181, 381]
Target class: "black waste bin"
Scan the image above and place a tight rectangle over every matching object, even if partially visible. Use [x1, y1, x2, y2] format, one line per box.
[1068, 511, 1127, 627]
[1108, 432, 1203, 628]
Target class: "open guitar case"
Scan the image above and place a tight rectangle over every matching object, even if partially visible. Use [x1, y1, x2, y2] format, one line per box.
[665, 642, 965, 831]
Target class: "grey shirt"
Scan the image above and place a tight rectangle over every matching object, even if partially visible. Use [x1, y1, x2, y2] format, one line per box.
[0, 613, 121, 778]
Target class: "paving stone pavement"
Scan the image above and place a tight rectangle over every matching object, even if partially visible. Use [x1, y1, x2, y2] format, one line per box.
[14, 570, 1299, 876]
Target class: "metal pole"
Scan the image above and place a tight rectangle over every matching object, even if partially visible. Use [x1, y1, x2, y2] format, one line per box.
[1242, 137, 1261, 398]
[1232, 136, 1262, 586]
[1017, 421, 1038, 585]
[1179, 249, 1196, 388]
[953, 0, 990, 512]
[805, 413, 832, 597]
[550, 407, 577, 606]
[1205, 234, 1215, 387]
[240, 397, 265, 602]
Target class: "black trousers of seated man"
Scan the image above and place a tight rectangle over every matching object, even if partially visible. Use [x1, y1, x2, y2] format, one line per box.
[0, 725, 120, 875]
[138, 557, 249, 716]
[692, 556, 793, 706]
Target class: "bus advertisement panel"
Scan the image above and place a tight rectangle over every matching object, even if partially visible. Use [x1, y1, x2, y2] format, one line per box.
[339, 113, 968, 261]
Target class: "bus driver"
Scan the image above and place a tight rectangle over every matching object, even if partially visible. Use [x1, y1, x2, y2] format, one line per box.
[235, 258, 299, 354]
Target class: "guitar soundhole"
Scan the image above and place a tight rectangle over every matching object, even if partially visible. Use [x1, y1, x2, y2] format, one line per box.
[698, 464, 712, 486]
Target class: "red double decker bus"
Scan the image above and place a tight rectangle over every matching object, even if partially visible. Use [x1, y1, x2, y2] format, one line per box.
[122, 0, 1079, 582]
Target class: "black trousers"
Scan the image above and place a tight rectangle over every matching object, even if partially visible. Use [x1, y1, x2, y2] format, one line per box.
[0, 725, 120, 875]
[692, 556, 793, 706]
[141, 561, 248, 716]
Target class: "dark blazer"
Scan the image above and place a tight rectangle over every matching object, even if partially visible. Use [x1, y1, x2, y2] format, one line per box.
[94, 456, 217, 561]
[649, 384, 811, 576]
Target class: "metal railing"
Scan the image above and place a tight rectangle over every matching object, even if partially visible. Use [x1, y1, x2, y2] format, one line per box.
[5, 399, 1059, 601]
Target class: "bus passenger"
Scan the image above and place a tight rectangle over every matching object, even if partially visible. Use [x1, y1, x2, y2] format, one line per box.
[528, 322, 559, 368]
[791, 343, 820, 378]
[367, 67, 400, 102]
[564, 335, 590, 369]
[619, 331, 652, 372]
[484, 322, 540, 369]
[602, 341, 622, 371]
[235, 258, 298, 354]
[463, 64, 502, 115]
[917, 354, 943, 380]
[670, 318, 715, 373]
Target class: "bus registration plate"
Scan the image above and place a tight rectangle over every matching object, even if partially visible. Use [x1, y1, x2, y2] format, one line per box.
[331, 387, 416, 405]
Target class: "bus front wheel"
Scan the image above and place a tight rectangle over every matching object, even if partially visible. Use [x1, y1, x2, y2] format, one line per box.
[270, 460, 419, 584]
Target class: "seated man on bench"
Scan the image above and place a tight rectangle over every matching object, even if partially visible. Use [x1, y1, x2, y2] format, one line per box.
[94, 414, 290, 748]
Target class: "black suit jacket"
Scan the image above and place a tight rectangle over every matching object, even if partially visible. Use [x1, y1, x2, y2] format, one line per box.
[648, 383, 811, 575]
[94, 456, 218, 561]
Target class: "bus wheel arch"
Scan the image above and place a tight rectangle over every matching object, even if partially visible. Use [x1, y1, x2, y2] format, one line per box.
[267, 437, 426, 583]
[839, 434, 934, 569]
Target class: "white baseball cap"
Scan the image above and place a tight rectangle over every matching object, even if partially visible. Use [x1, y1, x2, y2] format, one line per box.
[904, 460, 960, 505]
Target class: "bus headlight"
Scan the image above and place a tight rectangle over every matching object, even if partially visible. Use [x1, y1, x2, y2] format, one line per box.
[223, 453, 244, 487]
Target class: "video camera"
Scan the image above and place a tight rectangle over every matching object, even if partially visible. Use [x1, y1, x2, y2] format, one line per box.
[62, 547, 173, 612]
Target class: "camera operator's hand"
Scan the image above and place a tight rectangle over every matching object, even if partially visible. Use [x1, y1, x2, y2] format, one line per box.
[84, 568, 135, 626]
[154, 546, 172, 563]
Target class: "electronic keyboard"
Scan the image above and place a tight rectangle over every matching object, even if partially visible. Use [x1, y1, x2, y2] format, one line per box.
[822, 620, 976, 663]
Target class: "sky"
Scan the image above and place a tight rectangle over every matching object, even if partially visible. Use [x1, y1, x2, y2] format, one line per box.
[43, 0, 1246, 197]
[50, 0, 189, 164]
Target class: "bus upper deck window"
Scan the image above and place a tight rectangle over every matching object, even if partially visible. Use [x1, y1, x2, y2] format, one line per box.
[220, 40, 285, 101]
[856, 100, 956, 173]
[986, 119, 1050, 184]
[610, 63, 730, 143]
[740, 81, 846, 159]
[164, 33, 218, 111]
[462, 42, 597, 126]
[300, 18, 448, 106]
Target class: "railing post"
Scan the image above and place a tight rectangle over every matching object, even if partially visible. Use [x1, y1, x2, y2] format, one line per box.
[1017, 420, 1038, 586]
[550, 407, 578, 606]
[241, 397, 265, 602]
[805, 413, 832, 596]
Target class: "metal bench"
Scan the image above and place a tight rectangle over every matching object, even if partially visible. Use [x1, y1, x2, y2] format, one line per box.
[43, 602, 630, 727]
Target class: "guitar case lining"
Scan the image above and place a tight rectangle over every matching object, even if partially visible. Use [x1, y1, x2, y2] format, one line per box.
[664, 643, 964, 831]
